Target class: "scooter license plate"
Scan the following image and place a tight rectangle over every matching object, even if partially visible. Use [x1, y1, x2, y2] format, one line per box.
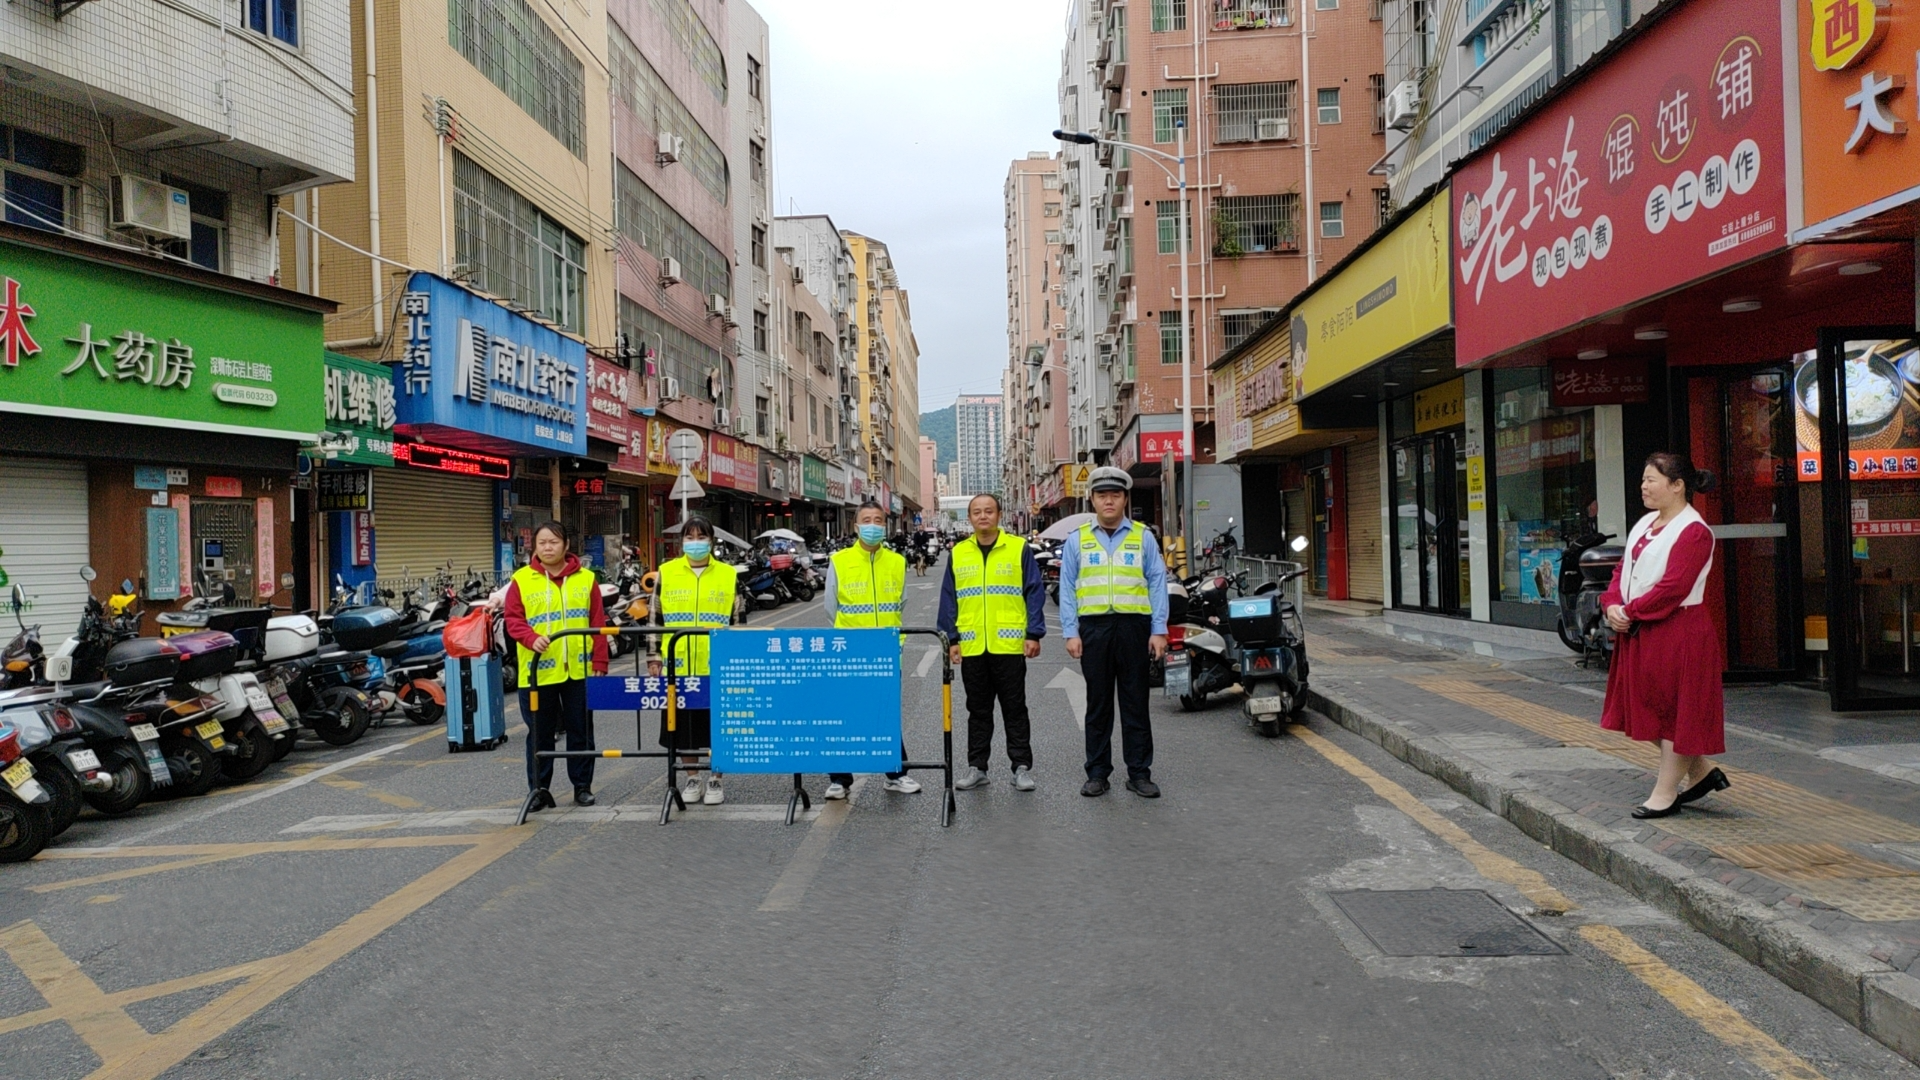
[130, 723, 160, 742]
[242, 686, 289, 734]
[66, 749, 101, 772]
[2, 758, 34, 790]
[1163, 655, 1192, 696]
[1247, 694, 1285, 716]
[266, 680, 300, 721]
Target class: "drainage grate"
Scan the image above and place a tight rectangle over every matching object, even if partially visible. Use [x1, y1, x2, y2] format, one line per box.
[1328, 888, 1565, 957]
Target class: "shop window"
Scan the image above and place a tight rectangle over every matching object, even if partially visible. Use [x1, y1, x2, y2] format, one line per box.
[1491, 368, 1597, 610]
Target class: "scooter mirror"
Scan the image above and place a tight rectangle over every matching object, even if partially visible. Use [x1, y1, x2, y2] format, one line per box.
[8, 584, 21, 612]
[79, 565, 97, 582]
[1289, 535, 1309, 553]
[280, 572, 296, 590]
[44, 655, 71, 683]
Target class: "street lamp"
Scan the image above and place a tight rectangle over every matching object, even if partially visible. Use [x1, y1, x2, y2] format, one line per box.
[1054, 123, 1194, 565]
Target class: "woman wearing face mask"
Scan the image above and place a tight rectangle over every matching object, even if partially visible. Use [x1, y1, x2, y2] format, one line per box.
[502, 521, 609, 810]
[1600, 452, 1728, 819]
[650, 517, 737, 805]
[817, 500, 922, 800]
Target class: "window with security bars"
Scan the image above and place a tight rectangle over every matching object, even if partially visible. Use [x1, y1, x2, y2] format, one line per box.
[616, 162, 731, 299]
[1156, 200, 1191, 254]
[609, 22, 728, 205]
[1159, 310, 1189, 365]
[1152, 89, 1189, 143]
[1213, 0, 1293, 28]
[1110, 111, 1131, 168]
[1370, 74, 1388, 134]
[1116, 217, 1133, 274]
[450, 0, 585, 156]
[1152, 0, 1187, 30]
[1213, 193, 1299, 254]
[620, 296, 725, 402]
[1213, 82, 1295, 143]
[649, 0, 726, 103]
[1221, 310, 1280, 352]
[453, 153, 586, 333]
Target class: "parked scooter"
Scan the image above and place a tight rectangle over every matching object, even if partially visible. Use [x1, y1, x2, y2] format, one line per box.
[0, 718, 55, 862]
[1166, 568, 1249, 710]
[1555, 526, 1622, 668]
[1165, 536, 1312, 734]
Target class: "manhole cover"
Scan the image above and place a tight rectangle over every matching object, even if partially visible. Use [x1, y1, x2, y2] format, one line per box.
[1328, 888, 1565, 957]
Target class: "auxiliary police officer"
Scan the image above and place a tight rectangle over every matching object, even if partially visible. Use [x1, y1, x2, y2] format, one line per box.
[503, 521, 609, 810]
[1060, 468, 1169, 798]
[937, 493, 1046, 791]
[819, 499, 922, 800]
[650, 516, 737, 806]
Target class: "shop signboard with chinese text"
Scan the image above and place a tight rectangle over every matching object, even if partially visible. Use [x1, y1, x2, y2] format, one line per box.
[316, 469, 373, 512]
[586, 357, 631, 446]
[709, 433, 755, 491]
[392, 441, 512, 479]
[1799, 0, 1920, 232]
[0, 237, 322, 437]
[1141, 430, 1185, 462]
[323, 352, 396, 466]
[1793, 339, 1920, 480]
[708, 628, 902, 774]
[390, 272, 586, 456]
[1296, 194, 1451, 397]
[643, 418, 708, 482]
[1549, 358, 1651, 406]
[803, 455, 828, 500]
[1452, 0, 1786, 363]
[1414, 378, 1466, 432]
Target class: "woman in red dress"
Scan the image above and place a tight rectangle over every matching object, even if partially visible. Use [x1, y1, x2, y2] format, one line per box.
[1600, 452, 1730, 819]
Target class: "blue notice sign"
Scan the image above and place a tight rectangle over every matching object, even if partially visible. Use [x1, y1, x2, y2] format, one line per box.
[709, 628, 901, 774]
[585, 674, 711, 712]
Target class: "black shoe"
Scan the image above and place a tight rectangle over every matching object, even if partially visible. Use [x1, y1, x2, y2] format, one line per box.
[1080, 778, 1110, 797]
[1630, 800, 1682, 819]
[1675, 767, 1729, 806]
[573, 788, 596, 807]
[1125, 776, 1161, 799]
[527, 789, 556, 813]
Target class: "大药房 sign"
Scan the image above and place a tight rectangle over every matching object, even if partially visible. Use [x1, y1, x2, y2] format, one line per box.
[708, 628, 902, 774]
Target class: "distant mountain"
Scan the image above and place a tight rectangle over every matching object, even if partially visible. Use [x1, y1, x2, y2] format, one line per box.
[920, 404, 956, 473]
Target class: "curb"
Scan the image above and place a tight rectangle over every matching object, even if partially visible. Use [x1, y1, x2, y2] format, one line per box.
[1307, 686, 1920, 1065]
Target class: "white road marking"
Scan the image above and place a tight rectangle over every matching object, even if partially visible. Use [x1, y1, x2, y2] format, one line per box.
[759, 778, 863, 911]
[280, 803, 821, 833]
[914, 645, 938, 678]
[1046, 666, 1087, 731]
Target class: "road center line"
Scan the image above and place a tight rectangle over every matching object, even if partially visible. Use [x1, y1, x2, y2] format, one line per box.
[758, 778, 862, 912]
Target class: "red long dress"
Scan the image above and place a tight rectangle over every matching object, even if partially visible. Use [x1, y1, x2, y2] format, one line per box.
[1598, 521, 1725, 756]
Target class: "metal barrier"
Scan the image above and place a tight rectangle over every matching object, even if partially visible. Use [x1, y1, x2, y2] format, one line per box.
[514, 625, 958, 828]
[1229, 554, 1309, 612]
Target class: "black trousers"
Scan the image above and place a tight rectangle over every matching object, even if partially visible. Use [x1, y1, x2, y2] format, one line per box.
[1080, 614, 1154, 781]
[520, 678, 594, 792]
[962, 652, 1033, 771]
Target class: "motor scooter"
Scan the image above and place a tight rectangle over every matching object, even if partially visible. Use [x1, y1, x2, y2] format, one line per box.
[1555, 527, 1623, 668]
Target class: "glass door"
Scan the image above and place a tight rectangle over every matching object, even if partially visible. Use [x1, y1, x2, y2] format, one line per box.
[1390, 431, 1469, 615]
[1393, 443, 1421, 607]
[1713, 368, 1799, 677]
[1309, 467, 1331, 593]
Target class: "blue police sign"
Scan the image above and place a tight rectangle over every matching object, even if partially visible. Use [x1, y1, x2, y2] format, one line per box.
[585, 674, 711, 712]
[708, 628, 901, 774]
[389, 272, 587, 455]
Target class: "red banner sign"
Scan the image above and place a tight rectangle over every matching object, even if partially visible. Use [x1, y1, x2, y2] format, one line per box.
[1453, 0, 1786, 363]
[1140, 430, 1185, 462]
[1854, 519, 1920, 537]
[586, 358, 631, 445]
[1549, 358, 1651, 406]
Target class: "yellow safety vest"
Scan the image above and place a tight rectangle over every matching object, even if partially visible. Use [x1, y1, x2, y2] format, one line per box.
[1072, 521, 1152, 617]
[832, 544, 906, 629]
[950, 532, 1029, 656]
[513, 563, 597, 687]
[656, 557, 736, 677]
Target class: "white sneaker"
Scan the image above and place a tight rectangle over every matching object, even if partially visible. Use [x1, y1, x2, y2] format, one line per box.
[1012, 766, 1036, 792]
[823, 782, 849, 800]
[681, 773, 706, 806]
[703, 774, 726, 805]
[953, 766, 989, 790]
[882, 775, 922, 794]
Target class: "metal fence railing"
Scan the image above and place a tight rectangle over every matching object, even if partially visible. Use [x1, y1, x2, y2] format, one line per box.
[1229, 554, 1308, 614]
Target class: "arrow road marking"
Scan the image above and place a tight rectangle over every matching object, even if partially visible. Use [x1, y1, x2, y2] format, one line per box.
[1046, 666, 1086, 731]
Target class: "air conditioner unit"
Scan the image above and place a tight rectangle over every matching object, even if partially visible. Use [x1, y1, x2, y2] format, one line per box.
[708, 292, 728, 317]
[715, 406, 731, 428]
[659, 257, 683, 286]
[791, 266, 805, 284]
[110, 175, 192, 241]
[721, 304, 739, 329]
[734, 415, 752, 437]
[1255, 117, 1291, 141]
[661, 375, 681, 400]
[656, 132, 684, 163]
[1386, 80, 1422, 131]
[754, 208, 769, 227]
[756, 290, 771, 306]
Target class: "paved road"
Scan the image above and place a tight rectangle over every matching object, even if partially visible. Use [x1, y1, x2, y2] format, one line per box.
[1, 573, 1915, 1079]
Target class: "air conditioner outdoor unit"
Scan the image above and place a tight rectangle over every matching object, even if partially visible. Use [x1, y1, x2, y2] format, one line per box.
[1386, 80, 1422, 131]
[791, 266, 805, 284]
[715, 406, 731, 428]
[657, 132, 684, 163]
[756, 290, 771, 306]
[708, 292, 728, 316]
[735, 415, 752, 437]
[110, 175, 192, 241]
[721, 305, 739, 329]
[754, 208, 769, 226]
[661, 376, 681, 400]
[1255, 117, 1291, 141]
[659, 257, 683, 286]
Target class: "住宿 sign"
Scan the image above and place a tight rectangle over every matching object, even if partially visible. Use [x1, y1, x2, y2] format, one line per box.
[391, 272, 586, 455]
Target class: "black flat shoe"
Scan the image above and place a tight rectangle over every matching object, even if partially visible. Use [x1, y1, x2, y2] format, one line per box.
[1125, 776, 1161, 799]
[573, 788, 596, 807]
[1631, 800, 1683, 819]
[1080, 778, 1110, 797]
[526, 789, 556, 813]
[1675, 767, 1729, 806]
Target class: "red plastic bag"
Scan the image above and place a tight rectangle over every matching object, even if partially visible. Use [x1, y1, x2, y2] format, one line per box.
[443, 610, 492, 659]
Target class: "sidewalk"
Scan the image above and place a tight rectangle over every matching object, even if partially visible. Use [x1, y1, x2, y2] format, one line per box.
[1304, 611, 1920, 1064]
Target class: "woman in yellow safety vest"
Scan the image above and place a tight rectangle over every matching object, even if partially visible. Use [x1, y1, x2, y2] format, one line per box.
[649, 516, 737, 806]
[503, 520, 609, 811]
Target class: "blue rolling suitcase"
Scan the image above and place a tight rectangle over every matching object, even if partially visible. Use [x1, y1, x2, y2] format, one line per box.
[446, 653, 507, 752]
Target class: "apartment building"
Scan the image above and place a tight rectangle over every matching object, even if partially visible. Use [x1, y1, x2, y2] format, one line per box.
[1059, 7, 1111, 466]
[955, 394, 1003, 499]
[1001, 153, 1072, 525]
[843, 231, 908, 513]
[918, 436, 939, 523]
[775, 213, 862, 533]
[885, 281, 921, 520]
[726, 5, 778, 457]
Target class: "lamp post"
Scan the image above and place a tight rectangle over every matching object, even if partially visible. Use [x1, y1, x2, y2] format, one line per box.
[1054, 124, 1194, 562]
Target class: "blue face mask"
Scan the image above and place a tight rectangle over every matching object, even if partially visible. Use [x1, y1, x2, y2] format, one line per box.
[683, 540, 711, 561]
[858, 524, 887, 546]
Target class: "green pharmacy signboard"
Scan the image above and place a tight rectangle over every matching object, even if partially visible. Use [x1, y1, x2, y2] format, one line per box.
[0, 237, 323, 438]
[322, 352, 396, 466]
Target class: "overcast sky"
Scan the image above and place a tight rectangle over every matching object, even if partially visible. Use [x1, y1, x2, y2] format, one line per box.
[757, 0, 1068, 415]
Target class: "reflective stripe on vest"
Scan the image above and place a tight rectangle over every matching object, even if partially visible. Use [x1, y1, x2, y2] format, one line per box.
[832, 545, 907, 630]
[949, 534, 1028, 656]
[514, 564, 598, 687]
[657, 557, 737, 676]
[1073, 521, 1152, 617]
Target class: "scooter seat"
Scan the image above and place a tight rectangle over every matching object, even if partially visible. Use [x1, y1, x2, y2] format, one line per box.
[371, 641, 412, 659]
[417, 621, 447, 639]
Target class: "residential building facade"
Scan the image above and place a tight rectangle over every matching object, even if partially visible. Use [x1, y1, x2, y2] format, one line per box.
[955, 393, 1003, 499]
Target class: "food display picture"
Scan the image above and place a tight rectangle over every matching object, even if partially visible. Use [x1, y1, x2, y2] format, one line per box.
[1794, 339, 1920, 481]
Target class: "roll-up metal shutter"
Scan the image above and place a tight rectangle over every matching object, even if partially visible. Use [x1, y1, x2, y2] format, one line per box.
[1283, 485, 1308, 563]
[1345, 438, 1384, 603]
[370, 468, 496, 586]
[0, 458, 92, 637]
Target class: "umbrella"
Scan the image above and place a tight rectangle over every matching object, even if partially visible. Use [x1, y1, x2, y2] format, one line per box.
[663, 520, 751, 549]
[1038, 513, 1096, 542]
[756, 528, 805, 542]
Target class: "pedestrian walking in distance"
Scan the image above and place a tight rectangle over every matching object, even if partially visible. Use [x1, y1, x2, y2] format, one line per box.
[1060, 468, 1169, 798]
[938, 493, 1046, 791]
[820, 499, 922, 800]
[649, 516, 737, 806]
[1600, 452, 1729, 818]
[503, 521, 609, 811]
